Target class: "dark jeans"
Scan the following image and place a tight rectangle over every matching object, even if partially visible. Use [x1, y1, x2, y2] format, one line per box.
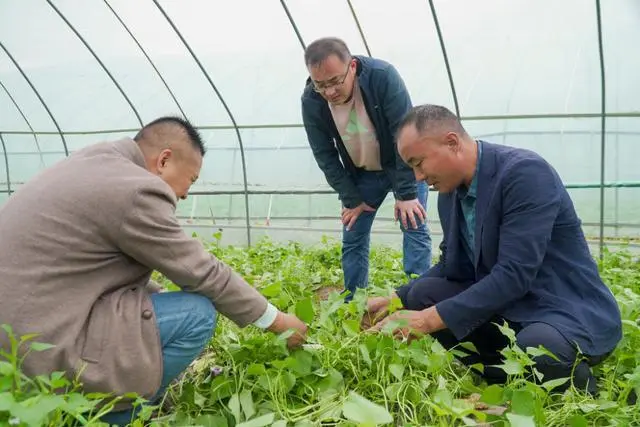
[342, 171, 432, 300]
[398, 277, 609, 394]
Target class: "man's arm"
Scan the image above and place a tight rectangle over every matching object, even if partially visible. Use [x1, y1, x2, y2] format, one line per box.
[117, 185, 270, 327]
[380, 64, 418, 202]
[301, 100, 362, 208]
[434, 158, 563, 340]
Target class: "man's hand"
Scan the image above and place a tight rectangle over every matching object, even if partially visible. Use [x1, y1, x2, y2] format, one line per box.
[368, 306, 445, 343]
[267, 311, 308, 349]
[342, 203, 376, 231]
[360, 295, 393, 330]
[394, 199, 426, 230]
[360, 292, 405, 330]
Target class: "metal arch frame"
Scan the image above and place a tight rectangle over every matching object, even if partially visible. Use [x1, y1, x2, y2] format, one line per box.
[0, 133, 11, 194]
[595, 0, 606, 259]
[102, 0, 187, 119]
[0, 41, 69, 156]
[279, 0, 306, 50]
[346, 0, 372, 56]
[427, 0, 460, 118]
[151, 0, 253, 247]
[2, 110, 639, 135]
[46, 0, 143, 127]
[0, 79, 46, 167]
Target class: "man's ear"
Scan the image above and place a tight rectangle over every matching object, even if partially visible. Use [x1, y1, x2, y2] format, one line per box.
[445, 132, 461, 152]
[156, 148, 172, 173]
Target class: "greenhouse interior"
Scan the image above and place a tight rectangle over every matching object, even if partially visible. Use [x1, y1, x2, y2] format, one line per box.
[0, 1, 639, 426]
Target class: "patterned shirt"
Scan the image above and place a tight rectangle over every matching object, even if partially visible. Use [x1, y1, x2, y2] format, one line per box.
[328, 78, 382, 171]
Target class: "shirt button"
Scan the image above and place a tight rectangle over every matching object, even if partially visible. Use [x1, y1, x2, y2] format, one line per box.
[142, 310, 153, 320]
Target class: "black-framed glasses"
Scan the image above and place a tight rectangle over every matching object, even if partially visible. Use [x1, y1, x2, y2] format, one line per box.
[312, 62, 351, 93]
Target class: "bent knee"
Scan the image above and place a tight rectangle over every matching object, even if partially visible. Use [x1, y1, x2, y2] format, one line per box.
[184, 293, 217, 329]
[516, 322, 577, 365]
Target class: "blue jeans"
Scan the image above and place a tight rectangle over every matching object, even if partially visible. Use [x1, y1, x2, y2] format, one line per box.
[100, 292, 217, 426]
[342, 171, 432, 299]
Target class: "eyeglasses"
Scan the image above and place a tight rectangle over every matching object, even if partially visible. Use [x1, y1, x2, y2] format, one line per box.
[312, 62, 351, 93]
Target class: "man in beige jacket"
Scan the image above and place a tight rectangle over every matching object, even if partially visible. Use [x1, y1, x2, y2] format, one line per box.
[0, 116, 308, 425]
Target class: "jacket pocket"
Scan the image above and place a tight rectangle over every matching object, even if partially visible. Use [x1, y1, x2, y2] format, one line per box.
[81, 295, 112, 363]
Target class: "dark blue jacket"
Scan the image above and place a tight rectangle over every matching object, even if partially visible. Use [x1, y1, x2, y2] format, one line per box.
[301, 56, 418, 208]
[401, 141, 622, 356]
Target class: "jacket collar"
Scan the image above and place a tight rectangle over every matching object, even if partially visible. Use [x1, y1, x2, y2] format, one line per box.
[472, 140, 498, 267]
[113, 137, 147, 169]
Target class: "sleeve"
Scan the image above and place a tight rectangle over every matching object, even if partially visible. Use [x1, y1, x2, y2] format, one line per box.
[301, 98, 363, 208]
[117, 185, 269, 327]
[379, 64, 418, 201]
[434, 158, 563, 339]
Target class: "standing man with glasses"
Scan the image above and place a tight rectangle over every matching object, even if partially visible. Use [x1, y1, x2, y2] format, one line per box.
[301, 37, 432, 300]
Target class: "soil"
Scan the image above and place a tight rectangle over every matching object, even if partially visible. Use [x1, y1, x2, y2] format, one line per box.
[314, 285, 343, 301]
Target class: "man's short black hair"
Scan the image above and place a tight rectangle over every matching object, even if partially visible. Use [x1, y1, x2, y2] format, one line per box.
[397, 104, 467, 138]
[304, 37, 352, 67]
[134, 115, 206, 156]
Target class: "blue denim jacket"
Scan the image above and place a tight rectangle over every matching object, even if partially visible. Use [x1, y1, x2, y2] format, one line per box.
[301, 55, 418, 208]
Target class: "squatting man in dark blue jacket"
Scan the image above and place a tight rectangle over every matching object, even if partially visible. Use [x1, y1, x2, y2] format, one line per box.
[363, 104, 622, 394]
[301, 37, 433, 300]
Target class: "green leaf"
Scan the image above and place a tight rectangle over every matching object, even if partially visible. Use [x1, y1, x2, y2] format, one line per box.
[480, 384, 504, 405]
[510, 390, 535, 416]
[526, 345, 560, 362]
[389, 363, 404, 381]
[9, 394, 66, 427]
[239, 389, 255, 420]
[496, 359, 525, 376]
[228, 393, 241, 423]
[246, 363, 266, 376]
[342, 392, 393, 425]
[19, 333, 40, 345]
[62, 393, 93, 413]
[359, 344, 372, 367]
[295, 298, 315, 324]
[261, 283, 282, 298]
[291, 350, 313, 376]
[0, 392, 15, 411]
[1, 324, 13, 336]
[506, 413, 536, 427]
[541, 376, 569, 391]
[458, 341, 479, 354]
[494, 320, 517, 343]
[235, 412, 276, 427]
[30, 342, 55, 352]
[318, 368, 343, 393]
[0, 361, 14, 376]
[194, 391, 206, 408]
[342, 319, 361, 336]
[470, 362, 485, 374]
[568, 414, 588, 427]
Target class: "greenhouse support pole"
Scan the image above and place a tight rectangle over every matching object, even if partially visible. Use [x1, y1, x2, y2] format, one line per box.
[103, 0, 187, 119]
[0, 42, 69, 157]
[279, 0, 306, 50]
[47, 0, 144, 127]
[0, 79, 46, 168]
[0, 133, 11, 195]
[153, 0, 252, 247]
[427, 0, 460, 118]
[595, 0, 606, 259]
[346, 0, 372, 57]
